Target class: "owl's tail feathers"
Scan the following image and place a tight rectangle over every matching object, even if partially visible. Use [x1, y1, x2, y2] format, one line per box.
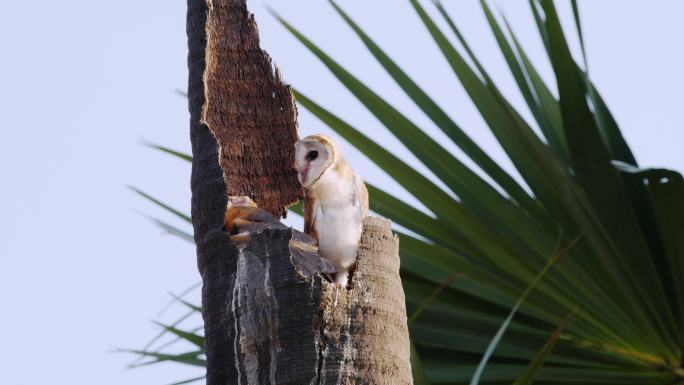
[290, 232, 337, 280]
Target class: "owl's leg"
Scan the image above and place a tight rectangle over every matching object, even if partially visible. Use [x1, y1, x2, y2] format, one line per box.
[334, 269, 350, 286]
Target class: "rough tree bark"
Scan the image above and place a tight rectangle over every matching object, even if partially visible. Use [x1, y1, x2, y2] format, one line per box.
[187, 0, 412, 384]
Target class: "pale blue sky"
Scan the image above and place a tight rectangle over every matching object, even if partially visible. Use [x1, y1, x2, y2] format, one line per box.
[1, 1, 682, 384]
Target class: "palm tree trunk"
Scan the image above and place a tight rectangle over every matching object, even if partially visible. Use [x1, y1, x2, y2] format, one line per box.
[187, 1, 412, 384]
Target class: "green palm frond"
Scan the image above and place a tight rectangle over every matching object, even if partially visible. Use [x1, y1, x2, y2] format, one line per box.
[272, 0, 683, 383]
[132, 1, 684, 384]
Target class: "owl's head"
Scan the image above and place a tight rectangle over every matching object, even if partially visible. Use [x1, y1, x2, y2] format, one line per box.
[294, 134, 337, 188]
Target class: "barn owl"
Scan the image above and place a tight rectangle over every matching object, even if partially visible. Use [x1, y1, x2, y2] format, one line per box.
[294, 134, 369, 286]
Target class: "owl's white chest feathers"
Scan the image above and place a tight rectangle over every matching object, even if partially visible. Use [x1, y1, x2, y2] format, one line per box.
[311, 169, 364, 269]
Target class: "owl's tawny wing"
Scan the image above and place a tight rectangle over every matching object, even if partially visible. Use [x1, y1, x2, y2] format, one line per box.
[303, 191, 319, 240]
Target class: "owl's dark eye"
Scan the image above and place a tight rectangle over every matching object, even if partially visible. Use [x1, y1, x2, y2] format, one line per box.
[306, 150, 319, 161]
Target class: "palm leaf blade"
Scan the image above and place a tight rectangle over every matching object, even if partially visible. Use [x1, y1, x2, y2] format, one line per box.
[542, 0, 677, 357]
